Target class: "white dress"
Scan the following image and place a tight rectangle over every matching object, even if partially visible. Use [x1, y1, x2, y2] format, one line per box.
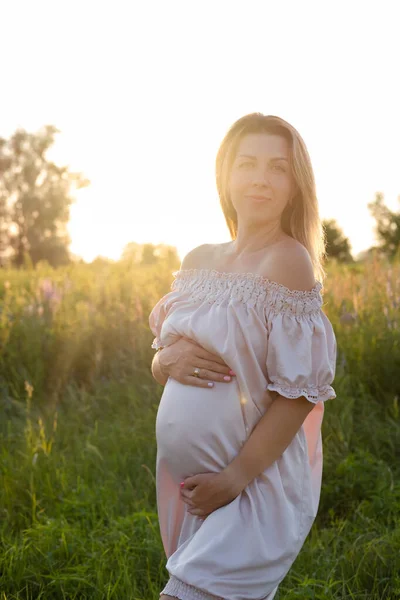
[149, 268, 337, 600]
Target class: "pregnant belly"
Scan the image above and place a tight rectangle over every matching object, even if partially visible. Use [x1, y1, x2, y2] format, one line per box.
[156, 377, 247, 480]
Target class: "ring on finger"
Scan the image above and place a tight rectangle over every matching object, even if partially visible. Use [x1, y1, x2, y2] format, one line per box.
[193, 367, 201, 378]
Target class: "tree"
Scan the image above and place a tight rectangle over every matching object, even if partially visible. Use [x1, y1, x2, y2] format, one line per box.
[121, 242, 180, 270]
[323, 218, 353, 262]
[0, 125, 89, 268]
[121, 242, 143, 264]
[153, 243, 180, 271]
[368, 192, 400, 258]
[141, 243, 158, 265]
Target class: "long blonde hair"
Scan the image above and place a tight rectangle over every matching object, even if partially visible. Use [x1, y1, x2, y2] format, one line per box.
[215, 113, 327, 283]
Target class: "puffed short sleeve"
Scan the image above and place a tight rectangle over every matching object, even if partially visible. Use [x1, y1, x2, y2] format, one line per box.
[265, 287, 337, 404]
[148, 295, 169, 350]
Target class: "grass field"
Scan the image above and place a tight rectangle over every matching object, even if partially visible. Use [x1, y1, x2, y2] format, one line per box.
[0, 257, 399, 599]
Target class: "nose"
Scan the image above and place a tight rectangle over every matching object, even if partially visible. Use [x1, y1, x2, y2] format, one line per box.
[252, 167, 270, 187]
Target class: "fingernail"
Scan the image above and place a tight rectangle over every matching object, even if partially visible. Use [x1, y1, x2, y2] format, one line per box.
[208, 382, 214, 387]
[180, 482, 184, 488]
[223, 375, 231, 381]
[229, 370, 236, 376]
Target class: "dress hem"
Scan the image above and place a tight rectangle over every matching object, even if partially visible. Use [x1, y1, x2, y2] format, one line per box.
[161, 575, 224, 600]
[161, 575, 279, 600]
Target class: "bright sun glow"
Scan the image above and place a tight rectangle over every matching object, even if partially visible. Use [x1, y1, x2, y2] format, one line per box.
[1, 1, 399, 262]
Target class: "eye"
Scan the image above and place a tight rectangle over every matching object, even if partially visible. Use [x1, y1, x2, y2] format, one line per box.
[238, 161, 254, 168]
[272, 164, 286, 172]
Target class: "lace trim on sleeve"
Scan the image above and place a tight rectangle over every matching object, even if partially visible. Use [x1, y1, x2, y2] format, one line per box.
[267, 381, 336, 403]
[151, 337, 164, 350]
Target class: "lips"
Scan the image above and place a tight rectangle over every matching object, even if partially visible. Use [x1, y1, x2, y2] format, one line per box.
[245, 195, 271, 202]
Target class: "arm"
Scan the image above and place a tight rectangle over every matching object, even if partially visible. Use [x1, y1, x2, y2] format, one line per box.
[150, 242, 224, 389]
[224, 394, 314, 490]
[181, 394, 315, 518]
[151, 337, 236, 389]
[227, 241, 318, 486]
[151, 349, 169, 386]
[181, 243, 322, 516]
[182, 393, 315, 518]
[149, 245, 208, 387]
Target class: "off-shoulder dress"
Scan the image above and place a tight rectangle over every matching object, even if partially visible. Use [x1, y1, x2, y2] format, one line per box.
[149, 268, 337, 600]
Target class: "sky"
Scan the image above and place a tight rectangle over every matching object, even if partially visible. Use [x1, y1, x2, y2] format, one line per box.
[1, 0, 399, 262]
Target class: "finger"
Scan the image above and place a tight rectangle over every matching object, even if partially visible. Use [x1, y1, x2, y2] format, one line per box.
[181, 476, 199, 489]
[195, 358, 235, 377]
[196, 348, 232, 367]
[186, 505, 208, 520]
[192, 366, 235, 383]
[188, 508, 205, 517]
[181, 497, 195, 507]
[180, 490, 194, 502]
[180, 338, 233, 373]
[185, 376, 217, 388]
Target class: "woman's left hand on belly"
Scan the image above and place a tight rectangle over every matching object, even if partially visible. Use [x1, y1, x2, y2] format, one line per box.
[180, 471, 244, 519]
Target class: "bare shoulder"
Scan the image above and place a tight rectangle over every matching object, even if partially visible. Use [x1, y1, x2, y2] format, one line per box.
[179, 244, 214, 270]
[263, 238, 316, 291]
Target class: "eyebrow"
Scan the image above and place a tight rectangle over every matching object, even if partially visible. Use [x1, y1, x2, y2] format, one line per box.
[236, 154, 289, 162]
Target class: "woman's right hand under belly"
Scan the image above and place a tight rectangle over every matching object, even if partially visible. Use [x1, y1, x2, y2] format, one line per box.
[157, 337, 236, 387]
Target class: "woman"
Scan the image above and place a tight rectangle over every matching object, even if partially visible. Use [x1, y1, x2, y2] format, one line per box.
[149, 113, 337, 600]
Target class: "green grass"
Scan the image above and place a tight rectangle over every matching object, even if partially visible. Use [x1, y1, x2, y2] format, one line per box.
[0, 257, 399, 598]
[0, 381, 165, 599]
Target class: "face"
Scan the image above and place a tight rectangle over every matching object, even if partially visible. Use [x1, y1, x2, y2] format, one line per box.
[228, 133, 296, 227]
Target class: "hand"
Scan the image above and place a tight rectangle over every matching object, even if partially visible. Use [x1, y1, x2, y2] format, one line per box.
[180, 470, 244, 519]
[157, 337, 236, 388]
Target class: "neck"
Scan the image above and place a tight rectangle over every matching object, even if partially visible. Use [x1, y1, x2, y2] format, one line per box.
[230, 222, 286, 258]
